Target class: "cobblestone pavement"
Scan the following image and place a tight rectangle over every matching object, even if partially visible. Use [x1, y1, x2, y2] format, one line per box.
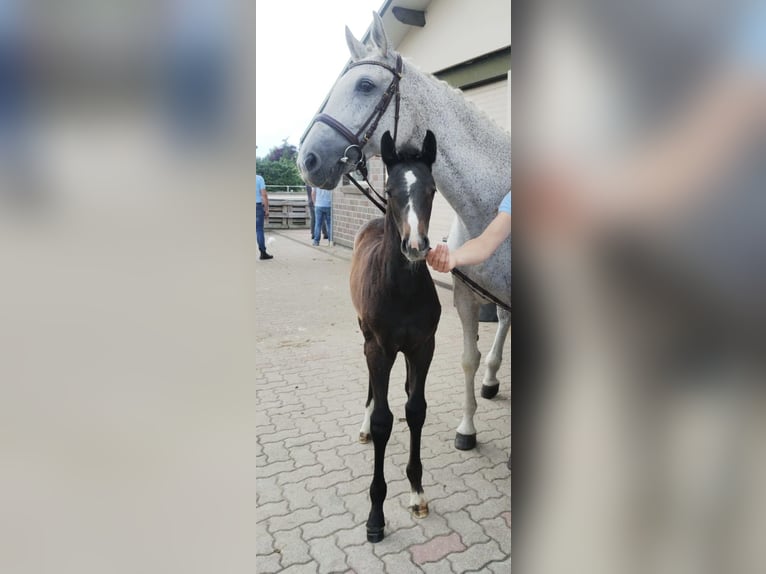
[256, 229, 511, 573]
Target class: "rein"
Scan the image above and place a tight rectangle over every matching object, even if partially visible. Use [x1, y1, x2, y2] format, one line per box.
[304, 53, 510, 313]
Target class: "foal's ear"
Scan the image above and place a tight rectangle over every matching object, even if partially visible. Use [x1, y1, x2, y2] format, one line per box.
[380, 131, 397, 167]
[345, 26, 367, 61]
[370, 12, 389, 56]
[421, 130, 437, 167]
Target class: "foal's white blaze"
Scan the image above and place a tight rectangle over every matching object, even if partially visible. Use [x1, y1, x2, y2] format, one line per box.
[403, 169, 422, 251]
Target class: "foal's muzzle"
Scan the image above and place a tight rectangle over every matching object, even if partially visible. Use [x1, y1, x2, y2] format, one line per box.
[401, 236, 430, 262]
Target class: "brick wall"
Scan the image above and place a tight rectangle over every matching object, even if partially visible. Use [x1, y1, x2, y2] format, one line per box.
[332, 156, 386, 249]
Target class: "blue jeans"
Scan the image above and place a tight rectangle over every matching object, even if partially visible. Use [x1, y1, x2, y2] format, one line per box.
[256, 203, 266, 251]
[314, 206, 331, 244]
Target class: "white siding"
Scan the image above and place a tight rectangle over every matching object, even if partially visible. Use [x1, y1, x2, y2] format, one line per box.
[463, 80, 509, 133]
[396, 0, 511, 74]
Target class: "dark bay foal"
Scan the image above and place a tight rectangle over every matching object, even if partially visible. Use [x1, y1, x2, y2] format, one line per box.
[349, 130, 441, 543]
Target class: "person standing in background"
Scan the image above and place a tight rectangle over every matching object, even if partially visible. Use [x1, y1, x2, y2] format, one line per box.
[256, 173, 273, 260]
[312, 187, 332, 246]
[306, 183, 329, 243]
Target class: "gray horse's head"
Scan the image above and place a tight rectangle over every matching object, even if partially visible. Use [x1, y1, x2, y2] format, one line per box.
[298, 12, 402, 189]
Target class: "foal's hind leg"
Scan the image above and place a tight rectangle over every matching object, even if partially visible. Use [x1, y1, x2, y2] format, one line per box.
[364, 340, 395, 543]
[454, 282, 481, 450]
[404, 337, 434, 519]
[481, 306, 511, 399]
[359, 380, 373, 443]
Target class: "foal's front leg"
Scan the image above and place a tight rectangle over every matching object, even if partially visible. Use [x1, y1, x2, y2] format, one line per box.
[364, 340, 395, 543]
[404, 337, 435, 519]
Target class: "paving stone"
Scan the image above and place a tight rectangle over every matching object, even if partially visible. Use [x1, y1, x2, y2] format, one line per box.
[443, 509, 490, 546]
[312, 486, 348, 518]
[447, 540, 505, 573]
[410, 532, 466, 565]
[480, 515, 512, 559]
[262, 440, 292, 464]
[277, 463, 325, 486]
[282, 481, 315, 512]
[369, 524, 426, 558]
[345, 544, 387, 574]
[283, 431, 327, 449]
[260, 427, 301, 445]
[281, 561, 319, 574]
[464, 495, 509, 522]
[255, 552, 282, 574]
[273, 527, 313, 568]
[269, 507, 322, 534]
[381, 550, 427, 574]
[256, 519, 275, 556]
[335, 525, 368, 549]
[257, 500, 289, 523]
[486, 556, 512, 573]
[430, 489, 482, 515]
[291, 445, 321, 469]
[302, 513, 353, 540]
[308, 536, 349, 574]
[258, 459, 295, 479]
[420, 560, 455, 574]
[501, 511, 511, 529]
[416, 510, 452, 539]
[463, 473, 504, 500]
[304, 469, 353, 492]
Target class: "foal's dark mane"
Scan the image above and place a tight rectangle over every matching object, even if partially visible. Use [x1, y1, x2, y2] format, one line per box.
[388, 144, 427, 166]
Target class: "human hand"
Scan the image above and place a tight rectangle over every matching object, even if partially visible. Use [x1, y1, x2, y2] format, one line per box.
[426, 243, 454, 272]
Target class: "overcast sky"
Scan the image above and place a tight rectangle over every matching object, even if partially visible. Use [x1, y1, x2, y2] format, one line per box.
[255, 0, 383, 156]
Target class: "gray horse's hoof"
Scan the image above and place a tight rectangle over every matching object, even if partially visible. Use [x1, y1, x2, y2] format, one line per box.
[359, 432, 371, 444]
[481, 384, 499, 399]
[367, 525, 385, 543]
[455, 433, 477, 450]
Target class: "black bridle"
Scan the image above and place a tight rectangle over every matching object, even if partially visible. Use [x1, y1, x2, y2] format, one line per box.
[302, 54, 510, 313]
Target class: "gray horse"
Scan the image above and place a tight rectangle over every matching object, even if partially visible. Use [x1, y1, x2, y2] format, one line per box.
[298, 12, 510, 451]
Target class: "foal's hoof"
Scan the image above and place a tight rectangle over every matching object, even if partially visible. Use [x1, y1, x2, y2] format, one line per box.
[359, 432, 371, 444]
[410, 503, 429, 518]
[455, 433, 477, 450]
[481, 384, 499, 399]
[366, 525, 385, 543]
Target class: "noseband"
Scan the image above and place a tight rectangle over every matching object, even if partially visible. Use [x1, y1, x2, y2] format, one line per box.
[302, 54, 403, 171]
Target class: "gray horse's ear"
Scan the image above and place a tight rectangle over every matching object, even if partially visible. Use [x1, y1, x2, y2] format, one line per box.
[370, 12, 389, 56]
[422, 130, 437, 167]
[380, 131, 397, 167]
[345, 25, 367, 61]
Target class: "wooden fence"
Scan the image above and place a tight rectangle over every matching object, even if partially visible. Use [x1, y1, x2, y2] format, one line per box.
[265, 196, 310, 229]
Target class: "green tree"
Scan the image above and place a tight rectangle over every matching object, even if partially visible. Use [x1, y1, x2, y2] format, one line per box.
[256, 140, 304, 187]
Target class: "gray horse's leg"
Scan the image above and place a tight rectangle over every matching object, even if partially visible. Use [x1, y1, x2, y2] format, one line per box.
[481, 307, 511, 399]
[454, 281, 481, 450]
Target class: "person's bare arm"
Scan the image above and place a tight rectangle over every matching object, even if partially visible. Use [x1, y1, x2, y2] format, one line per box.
[427, 213, 511, 272]
[262, 187, 269, 216]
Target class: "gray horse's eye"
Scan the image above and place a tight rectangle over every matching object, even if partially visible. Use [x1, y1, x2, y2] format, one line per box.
[356, 78, 375, 93]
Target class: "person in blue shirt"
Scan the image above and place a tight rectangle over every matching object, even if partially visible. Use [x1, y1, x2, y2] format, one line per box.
[427, 191, 511, 272]
[256, 173, 273, 260]
[312, 187, 333, 246]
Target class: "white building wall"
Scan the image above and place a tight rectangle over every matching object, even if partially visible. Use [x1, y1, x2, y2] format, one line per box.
[396, 0, 511, 74]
